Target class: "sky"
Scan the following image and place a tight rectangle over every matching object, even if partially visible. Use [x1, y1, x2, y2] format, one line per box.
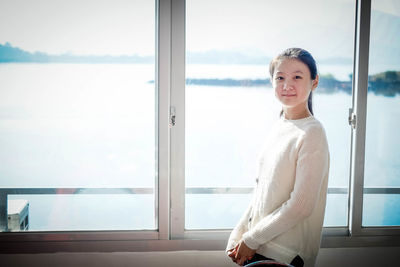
[186, 0, 400, 59]
[0, 0, 399, 58]
[0, 0, 155, 56]
[187, 0, 356, 58]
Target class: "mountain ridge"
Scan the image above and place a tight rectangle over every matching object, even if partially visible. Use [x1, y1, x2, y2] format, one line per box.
[0, 43, 352, 65]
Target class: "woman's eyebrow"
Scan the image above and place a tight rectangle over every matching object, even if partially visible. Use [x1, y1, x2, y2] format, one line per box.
[293, 70, 304, 74]
[276, 70, 304, 74]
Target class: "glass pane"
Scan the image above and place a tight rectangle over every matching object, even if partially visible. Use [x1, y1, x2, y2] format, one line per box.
[363, 0, 400, 226]
[8, 194, 154, 231]
[185, 0, 355, 229]
[323, 194, 348, 227]
[363, 194, 400, 226]
[0, 0, 156, 231]
[186, 194, 252, 230]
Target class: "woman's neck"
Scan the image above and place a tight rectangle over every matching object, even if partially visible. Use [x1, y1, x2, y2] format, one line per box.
[282, 106, 312, 120]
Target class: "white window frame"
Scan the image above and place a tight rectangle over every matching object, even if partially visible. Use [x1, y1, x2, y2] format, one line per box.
[168, 0, 400, 245]
[0, 0, 400, 253]
[348, 0, 400, 238]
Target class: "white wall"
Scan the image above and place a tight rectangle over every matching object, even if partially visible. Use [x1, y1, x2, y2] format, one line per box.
[1, 247, 399, 267]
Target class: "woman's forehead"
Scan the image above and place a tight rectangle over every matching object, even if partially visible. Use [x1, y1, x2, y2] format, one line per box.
[274, 58, 310, 74]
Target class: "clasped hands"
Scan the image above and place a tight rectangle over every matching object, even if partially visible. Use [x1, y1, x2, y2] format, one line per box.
[227, 240, 257, 266]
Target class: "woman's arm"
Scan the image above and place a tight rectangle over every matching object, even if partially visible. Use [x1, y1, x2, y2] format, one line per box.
[226, 198, 253, 253]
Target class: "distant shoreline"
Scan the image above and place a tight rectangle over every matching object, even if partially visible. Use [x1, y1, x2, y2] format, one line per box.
[2, 42, 399, 97]
[150, 73, 400, 97]
[0, 42, 352, 65]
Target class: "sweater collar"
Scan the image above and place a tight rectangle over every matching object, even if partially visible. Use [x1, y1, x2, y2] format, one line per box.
[280, 115, 315, 124]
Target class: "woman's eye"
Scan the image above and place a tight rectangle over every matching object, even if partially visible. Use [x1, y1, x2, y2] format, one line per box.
[295, 76, 302, 79]
[276, 76, 284, 80]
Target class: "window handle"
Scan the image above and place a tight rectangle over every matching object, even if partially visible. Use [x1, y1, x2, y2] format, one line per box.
[169, 106, 176, 128]
[348, 108, 357, 129]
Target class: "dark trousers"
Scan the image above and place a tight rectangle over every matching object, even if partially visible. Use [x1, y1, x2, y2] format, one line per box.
[243, 253, 304, 267]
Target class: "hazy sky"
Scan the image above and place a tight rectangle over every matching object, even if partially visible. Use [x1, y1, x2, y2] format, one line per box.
[0, 0, 398, 58]
[187, 0, 356, 58]
[0, 0, 155, 56]
[186, 0, 399, 59]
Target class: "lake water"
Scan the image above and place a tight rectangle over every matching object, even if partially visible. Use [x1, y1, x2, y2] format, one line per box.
[1, 63, 399, 231]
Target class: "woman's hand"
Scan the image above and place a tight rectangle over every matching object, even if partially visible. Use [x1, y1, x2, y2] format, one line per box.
[233, 240, 257, 266]
[227, 245, 238, 262]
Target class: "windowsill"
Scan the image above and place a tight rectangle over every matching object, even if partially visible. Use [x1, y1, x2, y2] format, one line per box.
[1, 229, 400, 254]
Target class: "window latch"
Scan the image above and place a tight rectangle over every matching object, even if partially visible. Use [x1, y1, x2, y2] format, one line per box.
[348, 108, 356, 129]
[169, 106, 176, 128]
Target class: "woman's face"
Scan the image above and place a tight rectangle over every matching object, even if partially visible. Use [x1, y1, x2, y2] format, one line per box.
[272, 58, 318, 112]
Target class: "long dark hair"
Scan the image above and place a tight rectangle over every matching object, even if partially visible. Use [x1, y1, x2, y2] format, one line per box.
[269, 48, 318, 115]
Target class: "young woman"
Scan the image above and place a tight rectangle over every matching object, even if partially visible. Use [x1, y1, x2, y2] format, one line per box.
[226, 48, 330, 267]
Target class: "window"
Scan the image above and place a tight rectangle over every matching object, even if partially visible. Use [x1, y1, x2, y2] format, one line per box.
[0, 0, 399, 252]
[0, 0, 156, 231]
[185, 0, 355, 230]
[363, 0, 400, 226]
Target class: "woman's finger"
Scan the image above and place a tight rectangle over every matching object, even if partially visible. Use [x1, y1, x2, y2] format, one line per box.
[238, 255, 246, 266]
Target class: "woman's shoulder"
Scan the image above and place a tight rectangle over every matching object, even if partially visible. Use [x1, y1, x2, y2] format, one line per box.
[301, 117, 329, 150]
[297, 116, 325, 132]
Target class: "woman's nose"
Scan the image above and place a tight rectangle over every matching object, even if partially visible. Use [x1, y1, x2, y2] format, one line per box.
[283, 82, 293, 90]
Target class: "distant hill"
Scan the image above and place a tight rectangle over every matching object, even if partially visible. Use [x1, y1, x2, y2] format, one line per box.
[0, 42, 154, 63]
[0, 42, 37, 62]
[0, 43, 270, 64]
[1, 42, 354, 65]
[368, 71, 400, 96]
[181, 71, 400, 97]
[184, 74, 354, 95]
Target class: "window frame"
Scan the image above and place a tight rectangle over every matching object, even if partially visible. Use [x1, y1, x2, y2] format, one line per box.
[0, 0, 400, 253]
[349, 0, 400, 237]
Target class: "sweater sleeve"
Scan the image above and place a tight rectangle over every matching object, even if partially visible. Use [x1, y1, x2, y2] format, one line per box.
[226, 200, 253, 253]
[242, 128, 329, 250]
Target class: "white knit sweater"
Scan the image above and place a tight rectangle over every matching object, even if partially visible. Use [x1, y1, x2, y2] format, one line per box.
[226, 116, 330, 267]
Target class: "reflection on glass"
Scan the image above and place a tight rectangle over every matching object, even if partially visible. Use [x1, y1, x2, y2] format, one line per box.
[363, 0, 400, 226]
[185, 0, 354, 229]
[0, 0, 156, 231]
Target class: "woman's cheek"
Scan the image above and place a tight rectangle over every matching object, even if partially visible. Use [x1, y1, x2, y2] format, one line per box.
[274, 88, 280, 99]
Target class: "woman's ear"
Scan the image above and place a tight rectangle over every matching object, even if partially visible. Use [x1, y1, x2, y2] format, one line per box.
[311, 74, 319, 91]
